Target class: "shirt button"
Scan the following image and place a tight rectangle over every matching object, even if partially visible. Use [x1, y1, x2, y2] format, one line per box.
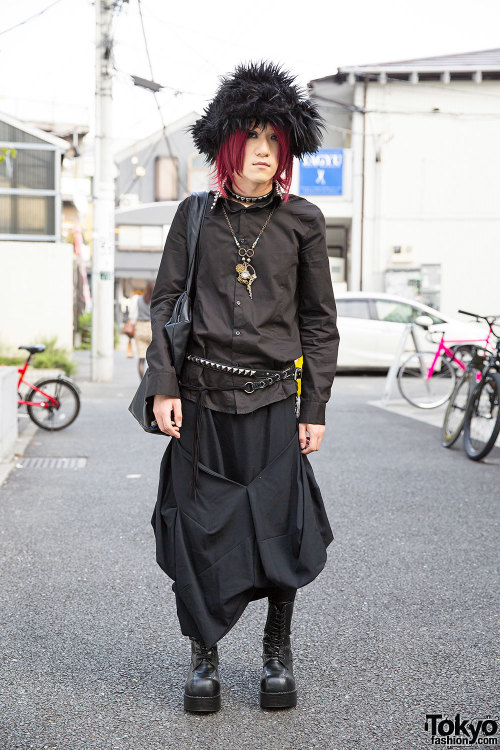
[235, 330, 241, 335]
[236, 301, 241, 306]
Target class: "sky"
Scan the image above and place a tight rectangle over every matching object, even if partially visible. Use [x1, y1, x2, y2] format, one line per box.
[1, 0, 500, 152]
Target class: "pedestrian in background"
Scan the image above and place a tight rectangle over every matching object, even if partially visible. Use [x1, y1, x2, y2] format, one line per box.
[143, 61, 340, 713]
[128, 281, 154, 378]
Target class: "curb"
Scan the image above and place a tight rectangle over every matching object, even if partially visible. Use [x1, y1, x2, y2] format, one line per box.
[0, 420, 38, 488]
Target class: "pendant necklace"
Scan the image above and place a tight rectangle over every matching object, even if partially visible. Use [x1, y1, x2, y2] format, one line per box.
[221, 203, 276, 299]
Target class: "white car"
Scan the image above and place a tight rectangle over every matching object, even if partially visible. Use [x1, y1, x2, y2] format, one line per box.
[334, 292, 488, 370]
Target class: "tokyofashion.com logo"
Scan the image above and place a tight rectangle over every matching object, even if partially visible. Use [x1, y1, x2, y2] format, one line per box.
[425, 713, 499, 745]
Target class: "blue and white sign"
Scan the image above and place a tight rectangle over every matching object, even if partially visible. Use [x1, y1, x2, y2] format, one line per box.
[299, 149, 344, 196]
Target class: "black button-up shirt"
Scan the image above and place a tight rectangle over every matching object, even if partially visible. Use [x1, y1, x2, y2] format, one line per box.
[145, 187, 340, 424]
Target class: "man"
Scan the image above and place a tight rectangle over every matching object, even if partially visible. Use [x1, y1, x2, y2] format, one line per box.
[145, 61, 340, 713]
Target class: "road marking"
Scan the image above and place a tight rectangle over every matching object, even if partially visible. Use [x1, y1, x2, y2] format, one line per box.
[16, 457, 88, 469]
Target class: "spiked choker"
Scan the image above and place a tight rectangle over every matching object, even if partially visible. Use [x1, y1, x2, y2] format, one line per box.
[225, 185, 274, 203]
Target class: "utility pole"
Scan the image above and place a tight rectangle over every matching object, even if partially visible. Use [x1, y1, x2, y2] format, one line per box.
[91, 0, 115, 381]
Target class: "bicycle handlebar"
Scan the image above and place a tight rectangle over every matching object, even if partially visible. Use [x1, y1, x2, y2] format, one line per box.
[457, 309, 500, 337]
[458, 309, 500, 322]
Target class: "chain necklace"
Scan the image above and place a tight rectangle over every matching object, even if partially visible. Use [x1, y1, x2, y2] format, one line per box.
[221, 204, 276, 299]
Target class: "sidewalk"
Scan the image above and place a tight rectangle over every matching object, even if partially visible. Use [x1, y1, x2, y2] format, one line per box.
[0, 363, 497, 750]
[370, 394, 500, 450]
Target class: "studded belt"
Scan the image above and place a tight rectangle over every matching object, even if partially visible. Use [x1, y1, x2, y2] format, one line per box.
[184, 353, 301, 393]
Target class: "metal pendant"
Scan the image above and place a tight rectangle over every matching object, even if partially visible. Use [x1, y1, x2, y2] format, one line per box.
[235, 261, 257, 298]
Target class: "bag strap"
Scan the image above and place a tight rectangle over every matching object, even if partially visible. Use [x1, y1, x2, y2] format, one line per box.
[184, 191, 209, 295]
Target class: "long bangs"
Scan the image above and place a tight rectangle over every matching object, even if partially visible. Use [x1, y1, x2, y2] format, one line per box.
[210, 121, 294, 202]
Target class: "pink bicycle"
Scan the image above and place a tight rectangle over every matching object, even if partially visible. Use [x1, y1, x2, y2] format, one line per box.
[397, 310, 495, 409]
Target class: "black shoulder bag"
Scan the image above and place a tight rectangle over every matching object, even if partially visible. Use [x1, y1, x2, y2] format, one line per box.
[163, 191, 209, 374]
[128, 190, 209, 434]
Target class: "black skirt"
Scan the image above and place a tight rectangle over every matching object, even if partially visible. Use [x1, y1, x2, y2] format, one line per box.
[151, 393, 333, 648]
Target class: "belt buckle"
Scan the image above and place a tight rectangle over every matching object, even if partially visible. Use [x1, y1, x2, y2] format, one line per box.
[294, 366, 302, 380]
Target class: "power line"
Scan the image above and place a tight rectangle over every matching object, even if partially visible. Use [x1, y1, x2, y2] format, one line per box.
[313, 92, 500, 118]
[113, 63, 210, 98]
[331, 70, 500, 102]
[118, 134, 162, 200]
[136, 5, 221, 73]
[0, 0, 65, 37]
[369, 70, 500, 100]
[136, 0, 189, 195]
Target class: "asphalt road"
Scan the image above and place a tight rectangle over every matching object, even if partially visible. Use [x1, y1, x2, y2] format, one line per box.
[0, 351, 498, 750]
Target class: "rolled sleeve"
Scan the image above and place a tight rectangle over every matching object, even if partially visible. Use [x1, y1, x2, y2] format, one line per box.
[144, 369, 180, 400]
[298, 399, 326, 425]
[297, 208, 340, 424]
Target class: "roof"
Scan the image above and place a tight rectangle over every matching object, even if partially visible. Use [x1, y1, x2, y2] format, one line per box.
[310, 48, 500, 85]
[114, 111, 201, 163]
[341, 48, 500, 74]
[0, 110, 69, 150]
[115, 200, 180, 225]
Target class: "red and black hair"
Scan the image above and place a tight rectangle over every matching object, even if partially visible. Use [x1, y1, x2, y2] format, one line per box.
[210, 120, 293, 203]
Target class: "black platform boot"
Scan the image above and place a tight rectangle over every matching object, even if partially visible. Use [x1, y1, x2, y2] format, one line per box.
[260, 600, 297, 709]
[183, 638, 221, 713]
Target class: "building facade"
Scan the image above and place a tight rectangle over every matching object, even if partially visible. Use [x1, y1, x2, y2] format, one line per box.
[307, 48, 500, 316]
[113, 112, 209, 320]
[0, 114, 74, 352]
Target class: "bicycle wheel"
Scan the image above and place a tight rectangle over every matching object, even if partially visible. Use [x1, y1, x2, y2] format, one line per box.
[27, 378, 80, 431]
[463, 373, 500, 461]
[442, 368, 477, 448]
[397, 351, 456, 409]
[449, 344, 474, 370]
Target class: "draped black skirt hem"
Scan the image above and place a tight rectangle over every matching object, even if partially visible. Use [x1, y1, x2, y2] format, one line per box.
[151, 393, 333, 648]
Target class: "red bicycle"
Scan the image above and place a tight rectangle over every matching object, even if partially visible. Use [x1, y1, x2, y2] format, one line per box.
[17, 345, 81, 431]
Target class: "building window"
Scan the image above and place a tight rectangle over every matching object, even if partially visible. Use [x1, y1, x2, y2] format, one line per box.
[117, 224, 163, 250]
[155, 156, 179, 201]
[188, 151, 210, 192]
[0, 122, 59, 239]
[0, 195, 55, 235]
[0, 122, 46, 144]
[0, 149, 55, 191]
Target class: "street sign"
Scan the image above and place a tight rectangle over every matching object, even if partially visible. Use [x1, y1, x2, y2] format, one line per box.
[299, 149, 344, 195]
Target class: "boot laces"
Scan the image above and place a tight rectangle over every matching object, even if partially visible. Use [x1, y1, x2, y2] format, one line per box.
[194, 641, 217, 667]
[266, 607, 287, 658]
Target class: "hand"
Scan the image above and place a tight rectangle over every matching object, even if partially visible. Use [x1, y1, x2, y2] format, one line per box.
[153, 395, 182, 438]
[298, 423, 325, 454]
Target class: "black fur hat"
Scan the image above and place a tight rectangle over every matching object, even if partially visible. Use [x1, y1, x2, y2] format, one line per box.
[189, 60, 325, 162]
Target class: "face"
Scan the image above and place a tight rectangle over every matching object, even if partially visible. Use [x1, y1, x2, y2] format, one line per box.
[236, 121, 279, 188]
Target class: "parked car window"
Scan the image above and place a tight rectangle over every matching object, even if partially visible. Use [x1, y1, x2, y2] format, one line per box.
[375, 300, 416, 323]
[417, 309, 446, 325]
[375, 300, 445, 325]
[336, 299, 371, 319]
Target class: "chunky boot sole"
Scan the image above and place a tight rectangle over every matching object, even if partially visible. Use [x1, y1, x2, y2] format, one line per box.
[260, 689, 297, 709]
[184, 692, 221, 713]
